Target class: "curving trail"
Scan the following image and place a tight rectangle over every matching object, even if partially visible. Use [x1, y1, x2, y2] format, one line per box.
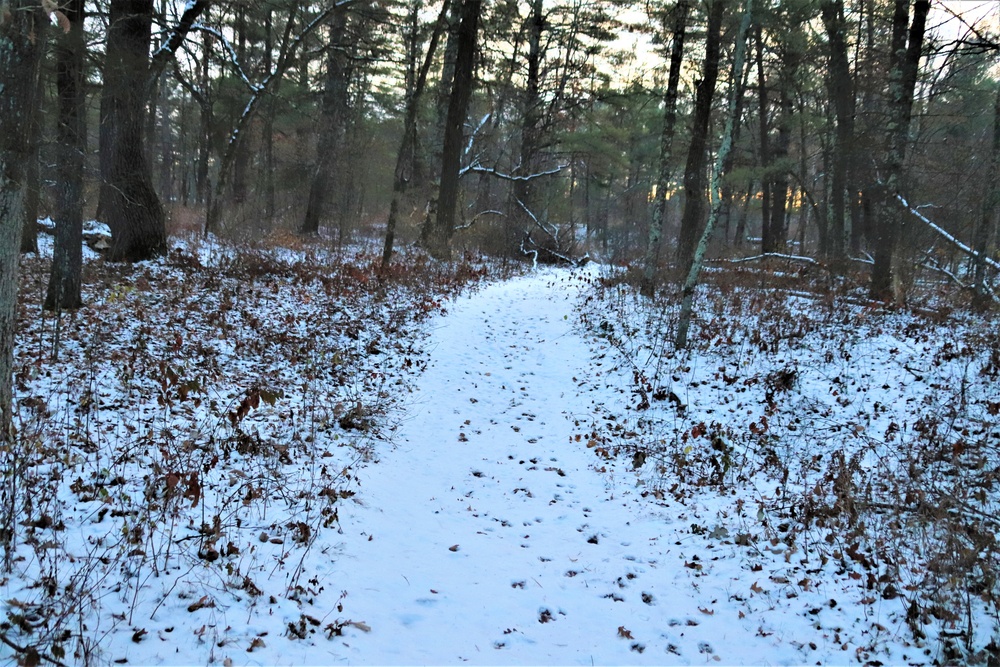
[324, 268, 796, 666]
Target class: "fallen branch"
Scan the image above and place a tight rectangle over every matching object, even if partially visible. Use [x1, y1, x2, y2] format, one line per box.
[455, 209, 503, 232]
[897, 193, 1000, 272]
[715, 252, 820, 266]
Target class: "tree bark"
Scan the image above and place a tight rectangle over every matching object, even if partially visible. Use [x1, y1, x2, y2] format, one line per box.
[640, 0, 690, 297]
[381, 0, 453, 270]
[301, 10, 352, 235]
[821, 0, 855, 267]
[755, 24, 771, 254]
[974, 80, 1000, 304]
[513, 0, 545, 222]
[676, 0, 754, 349]
[870, 0, 929, 302]
[46, 0, 88, 311]
[676, 0, 726, 276]
[0, 2, 46, 441]
[100, 0, 168, 262]
[423, 0, 482, 261]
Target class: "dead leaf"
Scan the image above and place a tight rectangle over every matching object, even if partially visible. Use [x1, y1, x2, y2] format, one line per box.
[247, 637, 266, 652]
[449, 544, 460, 552]
[750, 581, 764, 593]
[53, 10, 70, 34]
[187, 596, 215, 613]
[345, 620, 371, 633]
[617, 626, 633, 639]
[698, 606, 715, 615]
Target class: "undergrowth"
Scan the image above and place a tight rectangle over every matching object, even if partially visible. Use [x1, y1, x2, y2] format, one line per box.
[3, 238, 494, 665]
[578, 260, 1000, 665]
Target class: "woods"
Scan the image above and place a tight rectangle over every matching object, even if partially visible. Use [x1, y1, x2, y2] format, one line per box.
[3, 0, 1000, 663]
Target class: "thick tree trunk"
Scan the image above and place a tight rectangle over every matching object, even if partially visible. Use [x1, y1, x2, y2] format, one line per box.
[640, 0, 690, 297]
[100, 0, 168, 262]
[974, 80, 1000, 304]
[513, 0, 545, 224]
[1, 2, 46, 441]
[46, 0, 88, 311]
[870, 0, 929, 302]
[20, 56, 45, 255]
[676, 0, 726, 276]
[423, 0, 482, 261]
[821, 0, 855, 267]
[302, 10, 352, 235]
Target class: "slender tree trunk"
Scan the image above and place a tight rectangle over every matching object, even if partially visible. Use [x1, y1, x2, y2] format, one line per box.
[382, 0, 452, 270]
[676, 0, 754, 348]
[0, 1, 46, 441]
[423, 0, 482, 261]
[232, 4, 249, 204]
[870, 0, 929, 302]
[676, 0, 726, 276]
[100, 0, 168, 262]
[46, 0, 88, 311]
[640, 0, 690, 297]
[196, 29, 212, 205]
[767, 38, 797, 253]
[755, 25, 771, 254]
[262, 8, 276, 223]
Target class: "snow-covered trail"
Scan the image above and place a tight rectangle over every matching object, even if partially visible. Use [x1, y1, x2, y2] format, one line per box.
[324, 269, 796, 666]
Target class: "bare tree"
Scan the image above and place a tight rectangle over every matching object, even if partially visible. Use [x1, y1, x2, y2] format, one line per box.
[423, 0, 483, 261]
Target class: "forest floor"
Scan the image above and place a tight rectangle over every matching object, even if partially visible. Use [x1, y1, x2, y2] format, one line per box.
[3, 232, 1000, 666]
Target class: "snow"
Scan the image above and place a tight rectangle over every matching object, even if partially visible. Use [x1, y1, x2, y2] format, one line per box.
[5, 243, 999, 665]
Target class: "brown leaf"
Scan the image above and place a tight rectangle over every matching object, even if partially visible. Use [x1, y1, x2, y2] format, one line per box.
[617, 626, 633, 639]
[698, 606, 715, 615]
[448, 544, 460, 552]
[54, 10, 71, 34]
[750, 581, 764, 593]
[345, 620, 371, 633]
[187, 595, 215, 613]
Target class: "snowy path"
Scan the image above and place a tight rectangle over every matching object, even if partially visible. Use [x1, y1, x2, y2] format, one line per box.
[323, 269, 801, 666]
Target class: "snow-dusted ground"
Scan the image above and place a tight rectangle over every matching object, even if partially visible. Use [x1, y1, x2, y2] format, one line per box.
[6, 241, 998, 665]
[317, 267, 823, 666]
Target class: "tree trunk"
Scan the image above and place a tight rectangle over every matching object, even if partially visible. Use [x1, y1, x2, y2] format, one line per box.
[20, 58, 45, 255]
[755, 25, 771, 254]
[262, 8, 276, 223]
[301, 10, 352, 235]
[640, 0, 690, 297]
[513, 0, 545, 222]
[232, 4, 249, 204]
[676, 0, 726, 276]
[974, 80, 1000, 304]
[766, 41, 796, 253]
[870, 0, 929, 302]
[100, 0, 167, 262]
[0, 2, 46, 440]
[676, 0, 754, 348]
[821, 0, 855, 267]
[46, 0, 88, 311]
[423, 0, 482, 261]
[382, 0, 453, 270]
